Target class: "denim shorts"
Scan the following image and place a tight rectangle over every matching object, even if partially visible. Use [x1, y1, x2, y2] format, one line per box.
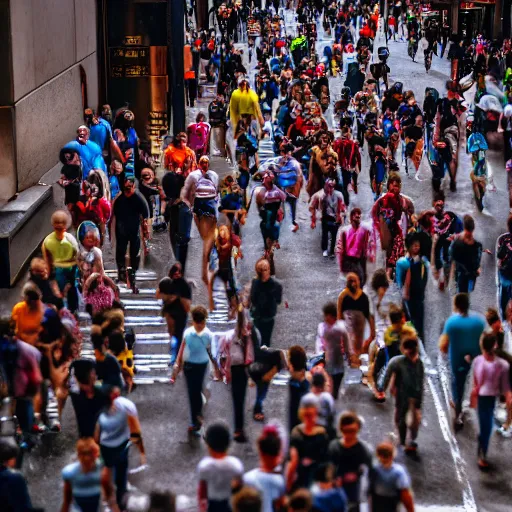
[194, 198, 217, 218]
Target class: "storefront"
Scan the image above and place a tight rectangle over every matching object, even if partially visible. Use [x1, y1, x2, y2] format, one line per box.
[458, 1, 495, 38]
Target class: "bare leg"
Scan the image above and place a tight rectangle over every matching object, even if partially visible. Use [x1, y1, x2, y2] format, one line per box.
[207, 270, 216, 311]
[195, 215, 217, 285]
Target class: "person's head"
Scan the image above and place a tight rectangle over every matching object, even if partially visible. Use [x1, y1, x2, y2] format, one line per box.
[51, 210, 71, 233]
[324, 178, 336, 195]
[313, 463, 335, 488]
[107, 329, 126, 356]
[238, 76, 249, 91]
[480, 332, 497, 355]
[147, 489, 176, 512]
[141, 167, 155, 185]
[262, 169, 275, 188]
[401, 335, 419, 360]
[79, 222, 101, 251]
[103, 385, 122, 405]
[0, 438, 20, 468]
[257, 424, 282, 469]
[322, 302, 337, 326]
[433, 191, 446, 213]
[77, 125, 90, 144]
[371, 269, 389, 295]
[376, 441, 395, 468]
[288, 345, 307, 373]
[30, 257, 49, 281]
[312, 371, 326, 393]
[255, 257, 272, 282]
[76, 437, 99, 472]
[414, 114, 423, 127]
[72, 359, 97, 389]
[198, 155, 210, 172]
[407, 233, 421, 257]
[485, 307, 502, 333]
[388, 304, 405, 327]
[168, 262, 183, 280]
[350, 207, 362, 227]
[22, 282, 42, 309]
[338, 411, 363, 442]
[463, 214, 475, 233]
[123, 176, 136, 197]
[191, 305, 208, 331]
[111, 159, 124, 176]
[345, 273, 360, 294]
[453, 293, 470, 315]
[204, 421, 231, 456]
[196, 112, 206, 123]
[288, 489, 312, 512]
[232, 486, 262, 512]
[387, 173, 402, 195]
[218, 225, 230, 243]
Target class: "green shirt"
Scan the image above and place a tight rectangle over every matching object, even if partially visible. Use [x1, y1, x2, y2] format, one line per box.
[43, 232, 78, 267]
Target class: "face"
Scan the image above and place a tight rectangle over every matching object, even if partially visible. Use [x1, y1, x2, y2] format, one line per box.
[83, 231, 98, 250]
[78, 446, 98, 471]
[219, 226, 230, 241]
[410, 241, 421, 256]
[263, 172, 274, 186]
[199, 159, 209, 172]
[434, 200, 444, 213]
[347, 275, 358, 292]
[257, 261, 271, 280]
[141, 169, 154, 182]
[351, 211, 362, 226]
[301, 406, 318, 427]
[388, 179, 401, 195]
[77, 128, 89, 144]
[52, 215, 68, 233]
[31, 262, 49, 280]
[179, 136, 187, 147]
[124, 180, 136, 197]
[415, 115, 423, 127]
[325, 181, 335, 194]
[340, 422, 360, 442]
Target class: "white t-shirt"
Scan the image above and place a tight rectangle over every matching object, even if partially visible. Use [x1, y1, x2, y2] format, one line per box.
[315, 391, 335, 429]
[243, 469, 286, 512]
[99, 396, 138, 448]
[197, 455, 244, 501]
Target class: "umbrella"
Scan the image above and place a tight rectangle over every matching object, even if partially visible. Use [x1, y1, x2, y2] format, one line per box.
[467, 132, 488, 152]
[476, 94, 503, 113]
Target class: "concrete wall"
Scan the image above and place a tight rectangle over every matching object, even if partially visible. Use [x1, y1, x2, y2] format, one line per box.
[0, 0, 99, 198]
[0, 108, 16, 198]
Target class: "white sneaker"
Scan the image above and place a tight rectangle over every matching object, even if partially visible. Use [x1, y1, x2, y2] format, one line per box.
[498, 425, 512, 438]
[323, 250, 329, 257]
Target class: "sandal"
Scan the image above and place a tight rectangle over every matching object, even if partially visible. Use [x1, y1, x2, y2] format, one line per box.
[253, 412, 265, 422]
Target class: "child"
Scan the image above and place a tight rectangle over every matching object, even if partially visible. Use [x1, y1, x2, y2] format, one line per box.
[107, 329, 135, 393]
[378, 336, 424, 455]
[315, 302, 348, 400]
[310, 373, 336, 439]
[288, 345, 311, 432]
[197, 422, 244, 512]
[312, 463, 348, 512]
[91, 328, 124, 390]
[288, 489, 312, 512]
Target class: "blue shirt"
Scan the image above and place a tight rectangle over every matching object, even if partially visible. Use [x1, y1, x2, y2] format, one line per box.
[183, 326, 213, 364]
[0, 466, 32, 512]
[313, 487, 348, 512]
[443, 312, 486, 370]
[395, 256, 429, 290]
[62, 460, 102, 498]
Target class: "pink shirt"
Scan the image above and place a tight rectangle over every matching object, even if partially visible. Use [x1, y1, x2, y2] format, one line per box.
[339, 225, 370, 259]
[473, 355, 510, 397]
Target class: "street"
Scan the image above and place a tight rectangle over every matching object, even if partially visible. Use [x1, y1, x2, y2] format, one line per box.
[10, 11, 512, 512]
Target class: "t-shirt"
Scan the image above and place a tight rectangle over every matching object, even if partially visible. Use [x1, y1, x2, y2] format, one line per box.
[182, 326, 213, 364]
[313, 487, 348, 512]
[62, 460, 102, 498]
[70, 386, 108, 438]
[289, 377, 310, 431]
[96, 353, 124, 389]
[316, 321, 347, 375]
[42, 231, 78, 267]
[472, 355, 511, 396]
[338, 291, 370, 319]
[112, 191, 150, 236]
[370, 462, 411, 512]
[328, 440, 373, 503]
[98, 396, 138, 447]
[0, 466, 33, 512]
[162, 171, 186, 203]
[449, 238, 482, 277]
[159, 277, 192, 340]
[315, 391, 336, 430]
[243, 469, 285, 512]
[443, 312, 486, 370]
[197, 455, 244, 501]
[250, 278, 283, 320]
[11, 301, 43, 345]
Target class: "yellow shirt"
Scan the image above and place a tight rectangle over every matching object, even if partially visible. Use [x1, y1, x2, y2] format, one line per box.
[11, 301, 43, 345]
[229, 88, 262, 128]
[42, 232, 78, 268]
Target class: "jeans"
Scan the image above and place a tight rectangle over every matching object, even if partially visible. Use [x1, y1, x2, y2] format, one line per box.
[253, 317, 275, 347]
[55, 265, 78, 312]
[183, 362, 208, 427]
[254, 381, 269, 415]
[331, 372, 344, 400]
[321, 216, 340, 255]
[208, 499, 231, 512]
[74, 494, 101, 512]
[100, 440, 129, 508]
[498, 275, 512, 320]
[169, 203, 193, 273]
[404, 298, 425, 341]
[231, 365, 248, 431]
[477, 395, 496, 457]
[286, 196, 298, 224]
[455, 271, 476, 294]
[15, 397, 34, 437]
[115, 230, 141, 272]
[451, 361, 471, 416]
[341, 169, 358, 206]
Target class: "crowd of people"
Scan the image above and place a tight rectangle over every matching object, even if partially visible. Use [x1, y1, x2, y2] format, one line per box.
[2, 0, 512, 511]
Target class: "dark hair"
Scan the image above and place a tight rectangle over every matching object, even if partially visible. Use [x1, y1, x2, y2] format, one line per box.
[405, 232, 421, 250]
[288, 489, 312, 512]
[0, 438, 20, 464]
[389, 304, 404, 325]
[0, 317, 15, 338]
[148, 489, 176, 512]
[231, 486, 262, 512]
[387, 172, 401, 187]
[376, 442, 395, 459]
[454, 293, 470, 314]
[481, 332, 497, 353]
[204, 421, 231, 453]
[91, 333, 105, 352]
[314, 463, 334, 483]
[312, 372, 326, 389]
[258, 426, 282, 457]
[433, 190, 445, 204]
[401, 336, 419, 353]
[371, 269, 389, 292]
[191, 305, 208, 324]
[507, 214, 512, 234]
[168, 262, 183, 278]
[338, 410, 362, 430]
[72, 359, 96, 385]
[463, 214, 475, 232]
[288, 345, 307, 372]
[107, 330, 126, 356]
[485, 307, 500, 326]
[322, 302, 337, 318]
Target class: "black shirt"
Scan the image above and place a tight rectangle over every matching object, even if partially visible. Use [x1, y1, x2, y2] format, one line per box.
[70, 386, 108, 437]
[61, 164, 81, 205]
[404, 125, 423, 141]
[159, 277, 192, 340]
[250, 278, 283, 320]
[96, 353, 124, 389]
[162, 171, 185, 203]
[112, 191, 149, 236]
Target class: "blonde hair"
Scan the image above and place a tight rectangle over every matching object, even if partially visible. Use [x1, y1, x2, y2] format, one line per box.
[51, 210, 71, 228]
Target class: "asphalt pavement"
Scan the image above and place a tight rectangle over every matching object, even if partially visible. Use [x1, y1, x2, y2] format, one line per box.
[12, 10, 512, 512]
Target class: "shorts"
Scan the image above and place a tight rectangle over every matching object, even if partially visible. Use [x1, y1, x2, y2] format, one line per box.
[194, 198, 217, 219]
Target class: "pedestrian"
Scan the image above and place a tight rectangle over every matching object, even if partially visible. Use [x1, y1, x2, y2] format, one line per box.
[157, 262, 192, 365]
[172, 306, 220, 433]
[250, 258, 283, 347]
[286, 394, 329, 491]
[243, 425, 286, 512]
[332, 128, 361, 206]
[27, 257, 62, 307]
[379, 335, 424, 455]
[91, 327, 124, 389]
[328, 411, 373, 511]
[197, 421, 244, 512]
[439, 293, 486, 431]
[315, 302, 348, 400]
[337, 273, 375, 368]
[61, 437, 111, 512]
[217, 308, 256, 443]
[11, 282, 45, 346]
[109, 176, 150, 289]
[369, 442, 414, 512]
[96, 385, 145, 511]
[288, 345, 311, 432]
[336, 208, 373, 286]
[471, 333, 512, 470]
[449, 215, 482, 294]
[0, 438, 35, 511]
[288, 489, 313, 512]
[41, 210, 79, 312]
[310, 373, 336, 439]
[496, 214, 512, 320]
[309, 178, 345, 258]
[311, 463, 348, 512]
[231, 487, 262, 512]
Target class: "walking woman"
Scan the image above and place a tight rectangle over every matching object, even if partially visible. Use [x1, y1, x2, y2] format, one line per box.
[471, 333, 512, 470]
[217, 307, 256, 443]
[95, 386, 145, 510]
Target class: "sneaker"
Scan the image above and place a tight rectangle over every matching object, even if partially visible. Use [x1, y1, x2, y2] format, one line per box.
[32, 422, 48, 434]
[291, 223, 299, 232]
[323, 250, 329, 257]
[498, 425, 512, 438]
[234, 430, 248, 443]
[49, 420, 61, 433]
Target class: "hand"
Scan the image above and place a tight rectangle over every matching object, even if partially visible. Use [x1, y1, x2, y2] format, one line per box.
[311, 219, 316, 229]
[464, 354, 472, 364]
[363, 337, 373, 353]
[140, 453, 147, 466]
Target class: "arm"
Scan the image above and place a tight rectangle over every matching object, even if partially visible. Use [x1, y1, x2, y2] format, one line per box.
[403, 267, 412, 301]
[438, 333, 449, 354]
[128, 413, 146, 465]
[180, 174, 195, 206]
[379, 357, 397, 392]
[60, 480, 73, 512]
[198, 480, 208, 512]
[400, 489, 415, 512]
[286, 446, 299, 492]
[337, 293, 344, 320]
